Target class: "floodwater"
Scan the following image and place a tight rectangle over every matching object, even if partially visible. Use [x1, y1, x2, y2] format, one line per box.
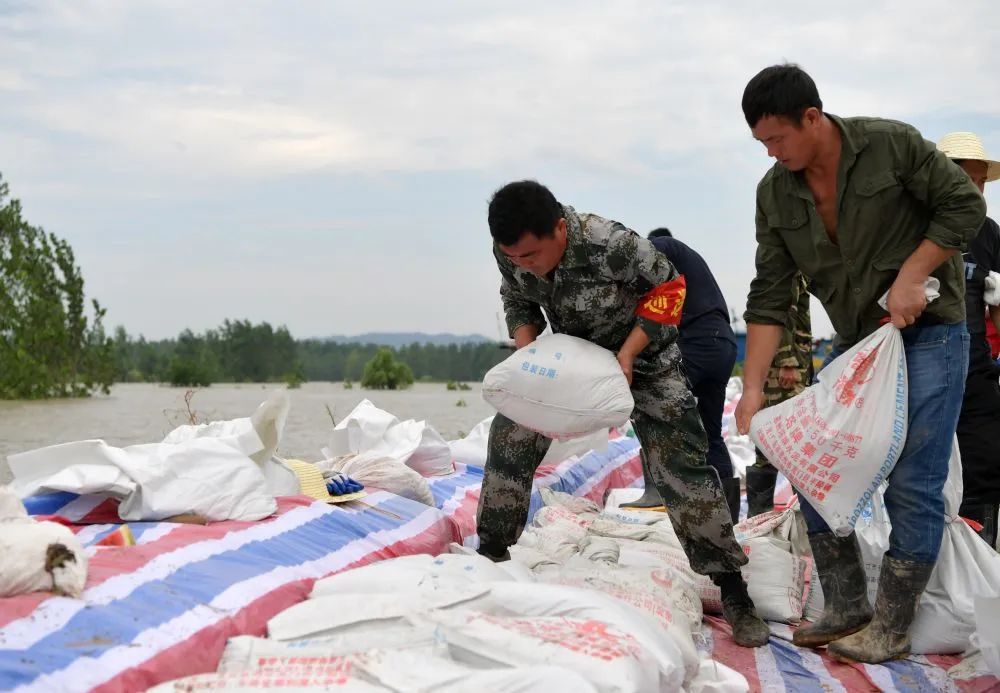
[0, 382, 495, 484]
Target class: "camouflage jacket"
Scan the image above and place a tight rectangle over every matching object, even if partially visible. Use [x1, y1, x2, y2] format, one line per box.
[773, 273, 813, 372]
[495, 205, 683, 373]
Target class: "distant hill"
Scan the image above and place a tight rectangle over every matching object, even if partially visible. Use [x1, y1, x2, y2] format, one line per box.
[318, 332, 495, 348]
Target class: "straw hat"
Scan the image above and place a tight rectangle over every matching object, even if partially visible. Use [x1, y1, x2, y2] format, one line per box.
[286, 459, 366, 504]
[937, 132, 1000, 182]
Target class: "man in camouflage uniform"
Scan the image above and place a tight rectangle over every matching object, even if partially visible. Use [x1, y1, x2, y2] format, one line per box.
[478, 180, 770, 648]
[746, 273, 813, 517]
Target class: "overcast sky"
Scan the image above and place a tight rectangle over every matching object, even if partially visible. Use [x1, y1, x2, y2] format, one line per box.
[2, 1, 999, 341]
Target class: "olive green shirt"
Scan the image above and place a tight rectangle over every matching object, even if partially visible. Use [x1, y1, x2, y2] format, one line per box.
[745, 114, 986, 347]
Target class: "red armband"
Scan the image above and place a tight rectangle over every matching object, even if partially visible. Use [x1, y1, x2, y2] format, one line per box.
[636, 276, 686, 326]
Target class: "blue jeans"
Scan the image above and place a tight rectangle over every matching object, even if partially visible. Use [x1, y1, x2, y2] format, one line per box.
[800, 322, 969, 564]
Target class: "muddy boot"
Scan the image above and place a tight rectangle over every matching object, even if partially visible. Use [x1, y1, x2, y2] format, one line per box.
[619, 451, 664, 510]
[722, 476, 741, 525]
[745, 465, 778, 518]
[793, 532, 873, 648]
[713, 572, 770, 648]
[828, 555, 934, 663]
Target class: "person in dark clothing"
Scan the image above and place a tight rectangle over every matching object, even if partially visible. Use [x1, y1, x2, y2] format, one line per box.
[621, 227, 742, 524]
[938, 131, 1000, 548]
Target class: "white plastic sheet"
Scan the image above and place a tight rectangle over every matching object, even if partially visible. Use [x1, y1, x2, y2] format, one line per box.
[323, 399, 454, 477]
[7, 395, 290, 522]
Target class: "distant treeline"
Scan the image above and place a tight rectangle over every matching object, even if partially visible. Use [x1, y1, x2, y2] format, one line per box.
[111, 320, 508, 386]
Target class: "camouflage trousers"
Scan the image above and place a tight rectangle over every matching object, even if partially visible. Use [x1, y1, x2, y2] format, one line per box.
[753, 366, 808, 469]
[477, 366, 747, 576]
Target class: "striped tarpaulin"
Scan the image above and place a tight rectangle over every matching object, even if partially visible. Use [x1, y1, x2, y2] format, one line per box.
[0, 435, 643, 692]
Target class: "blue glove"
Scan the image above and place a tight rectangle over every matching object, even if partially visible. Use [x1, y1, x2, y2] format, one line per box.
[326, 474, 365, 496]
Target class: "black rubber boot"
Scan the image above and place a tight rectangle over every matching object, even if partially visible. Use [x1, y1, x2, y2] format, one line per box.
[828, 554, 935, 663]
[619, 450, 665, 510]
[745, 465, 778, 518]
[713, 572, 770, 648]
[793, 532, 873, 648]
[722, 476, 741, 525]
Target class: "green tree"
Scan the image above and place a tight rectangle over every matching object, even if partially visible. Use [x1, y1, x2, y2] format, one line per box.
[0, 176, 114, 398]
[361, 348, 414, 390]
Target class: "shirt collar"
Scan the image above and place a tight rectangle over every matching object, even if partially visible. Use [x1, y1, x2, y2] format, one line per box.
[559, 205, 590, 269]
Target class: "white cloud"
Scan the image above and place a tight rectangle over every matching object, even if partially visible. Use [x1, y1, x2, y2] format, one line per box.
[1, 0, 999, 339]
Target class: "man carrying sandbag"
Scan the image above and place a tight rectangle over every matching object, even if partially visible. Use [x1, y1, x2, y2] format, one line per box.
[479, 180, 770, 648]
[734, 64, 985, 663]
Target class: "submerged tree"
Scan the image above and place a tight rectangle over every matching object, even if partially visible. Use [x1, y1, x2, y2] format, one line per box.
[361, 348, 414, 390]
[0, 175, 114, 398]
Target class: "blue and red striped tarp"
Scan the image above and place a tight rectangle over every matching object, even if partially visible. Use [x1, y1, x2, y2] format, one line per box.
[2, 434, 997, 692]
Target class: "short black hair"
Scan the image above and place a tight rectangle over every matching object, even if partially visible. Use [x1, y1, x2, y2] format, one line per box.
[488, 180, 562, 246]
[742, 64, 823, 129]
[647, 227, 673, 239]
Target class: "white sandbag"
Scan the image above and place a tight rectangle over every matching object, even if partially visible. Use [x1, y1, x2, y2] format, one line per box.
[218, 630, 437, 673]
[539, 488, 602, 516]
[8, 438, 276, 522]
[911, 521, 1000, 654]
[148, 658, 388, 692]
[429, 610, 660, 693]
[448, 541, 537, 582]
[750, 323, 908, 536]
[208, 635, 604, 692]
[536, 559, 703, 634]
[272, 578, 695, 691]
[473, 582, 697, 690]
[269, 590, 488, 642]
[310, 553, 516, 599]
[316, 454, 434, 506]
[0, 487, 87, 598]
[323, 399, 454, 477]
[909, 439, 1000, 654]
[740, 537, 806, 623]
[482, 334, 634, 440]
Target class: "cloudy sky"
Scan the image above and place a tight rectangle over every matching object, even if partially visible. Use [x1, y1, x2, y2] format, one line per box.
[2, 1, 999, 341]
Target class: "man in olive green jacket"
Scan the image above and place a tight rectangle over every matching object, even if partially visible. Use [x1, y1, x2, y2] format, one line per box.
[734, 64, 985, 664]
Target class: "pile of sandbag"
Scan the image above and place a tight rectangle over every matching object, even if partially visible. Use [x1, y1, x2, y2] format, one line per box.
[0, 486, 87, 598]
[535, 488, 809, 626]
[153, 549, 748, 692]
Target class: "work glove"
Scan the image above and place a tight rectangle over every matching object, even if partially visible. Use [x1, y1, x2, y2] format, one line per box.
[326, 473, 365, 496]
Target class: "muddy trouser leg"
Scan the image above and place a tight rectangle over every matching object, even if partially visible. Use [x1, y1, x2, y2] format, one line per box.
[475, 413, 551, 557]
[631, 371, 747, 576]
